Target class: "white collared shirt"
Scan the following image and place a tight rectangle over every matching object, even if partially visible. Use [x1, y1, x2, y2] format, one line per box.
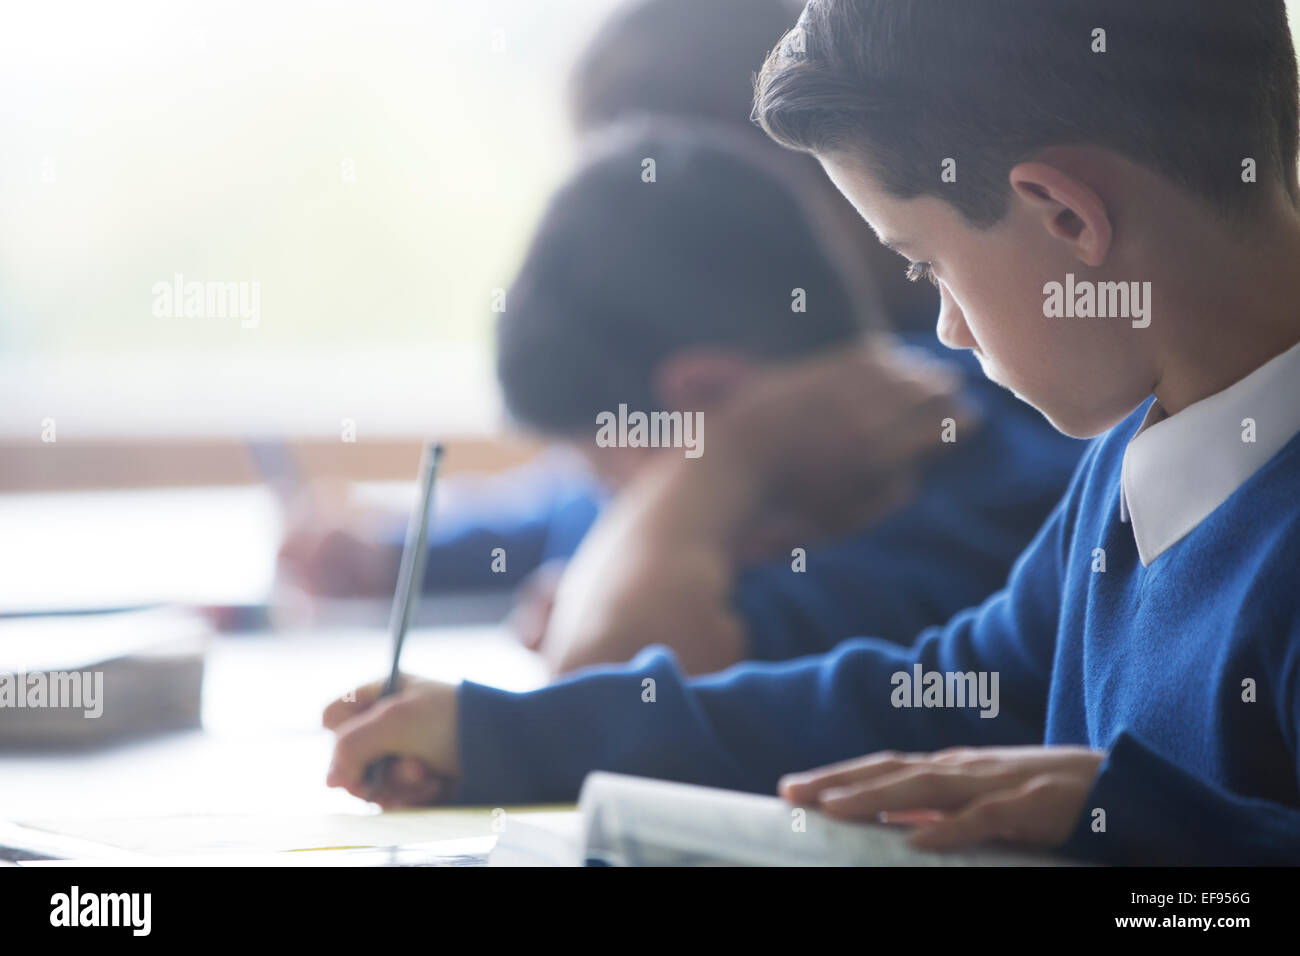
[1120, 339, 1300, 565]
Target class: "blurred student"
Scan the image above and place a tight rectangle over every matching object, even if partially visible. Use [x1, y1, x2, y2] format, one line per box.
[493, 121, 1081, 673]
[325, 0, 1300, 865]
[279, 0, 937, 611]
[570, 0, 936, 331]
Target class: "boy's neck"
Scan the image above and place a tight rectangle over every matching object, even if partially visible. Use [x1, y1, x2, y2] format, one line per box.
[1150, 199, 1300, 417]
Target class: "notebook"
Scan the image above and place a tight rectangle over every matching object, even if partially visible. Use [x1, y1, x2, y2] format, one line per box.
[489, 772, 1080, 866]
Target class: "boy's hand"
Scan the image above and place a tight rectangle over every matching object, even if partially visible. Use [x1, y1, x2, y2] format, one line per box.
[275, 480, 412, 599]
[279, 524, 399, 597]
[715, 340, 974, 547]
[779, 745, 1104, 851]
[323, 676, 461, 808]
[537, 341, 973, 675]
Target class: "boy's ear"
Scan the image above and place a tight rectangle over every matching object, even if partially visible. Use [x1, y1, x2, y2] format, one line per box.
[1008, 162, 1113, 268]
[653, 350, 756, 410]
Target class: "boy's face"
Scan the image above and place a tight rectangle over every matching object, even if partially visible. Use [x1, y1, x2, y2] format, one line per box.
[820, 154, 1153, 438]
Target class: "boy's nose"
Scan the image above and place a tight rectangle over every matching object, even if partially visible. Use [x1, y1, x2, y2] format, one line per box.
[936, 291, 978, 351]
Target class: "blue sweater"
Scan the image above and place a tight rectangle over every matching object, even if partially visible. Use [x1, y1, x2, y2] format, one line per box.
[415, 462, 603, 592]
[455, 400, 1300, 865]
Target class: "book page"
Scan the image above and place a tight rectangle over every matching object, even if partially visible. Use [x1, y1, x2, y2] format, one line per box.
[579, 773, 1076, 867]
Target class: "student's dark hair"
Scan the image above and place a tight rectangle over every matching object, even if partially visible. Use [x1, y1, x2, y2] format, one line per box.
[754, 0, 1300, 226]
[570, 0, 804, 135]
[496, 121, 861, 434]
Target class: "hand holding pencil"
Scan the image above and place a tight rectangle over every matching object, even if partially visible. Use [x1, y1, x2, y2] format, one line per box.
[323, 442, 462, 808]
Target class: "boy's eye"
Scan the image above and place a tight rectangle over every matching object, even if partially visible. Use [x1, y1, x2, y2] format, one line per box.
[905, 261, 939, 287]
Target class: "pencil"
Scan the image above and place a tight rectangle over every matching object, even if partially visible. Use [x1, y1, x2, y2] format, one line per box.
[363, 441, 445, 796]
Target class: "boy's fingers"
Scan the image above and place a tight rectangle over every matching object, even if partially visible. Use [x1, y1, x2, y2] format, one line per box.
[370, 774, 447, 810]
[858, 392, 976, 467]
[779, 751, 917, 801]
[276, 531, 311, 566]
[367, 757, 446, 808]
[391, 755, 432, 787]
[818, 765, 1014, 818]
[280, 529, 347, 593]
[822, 389, 973, 492]
[859, 346, 964, 405]
[309, 530, 370, 595]
[325, 697, 420, 790]
[321, 678, 390, 729]
[779, 744, 1009, 803]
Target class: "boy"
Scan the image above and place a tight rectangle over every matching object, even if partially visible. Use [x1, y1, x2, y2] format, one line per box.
[278, 0, 940, 606]
[495, 121, 1082, 674]
[569, 0, 939, 332]
[325, 0, 1300, 864]
[289, 119, 1082, 674]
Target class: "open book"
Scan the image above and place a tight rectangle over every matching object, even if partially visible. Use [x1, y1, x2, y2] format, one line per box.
[490, 772, 1078, 866]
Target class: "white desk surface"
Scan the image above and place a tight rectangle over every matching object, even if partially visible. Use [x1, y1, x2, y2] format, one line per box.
[0, 625, 548, 824]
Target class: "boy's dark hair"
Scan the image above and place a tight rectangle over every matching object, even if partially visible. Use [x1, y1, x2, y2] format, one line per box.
[755, 0, 1300, 226]
[570, 0, 942, 334]
[496, 122, 861, 434]
[570, 0, 803, 135]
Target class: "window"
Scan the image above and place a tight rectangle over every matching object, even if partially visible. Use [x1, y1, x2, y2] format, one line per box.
[0, 0, 622, 438]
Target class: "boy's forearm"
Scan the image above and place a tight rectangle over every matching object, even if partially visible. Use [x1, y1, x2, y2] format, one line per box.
[628, 428, 763, 558]
[454, 612, 1049, 805]
[467, 498, 1068, 803]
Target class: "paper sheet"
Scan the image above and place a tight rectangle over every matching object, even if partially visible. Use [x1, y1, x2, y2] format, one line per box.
[18, 806, 573, 856]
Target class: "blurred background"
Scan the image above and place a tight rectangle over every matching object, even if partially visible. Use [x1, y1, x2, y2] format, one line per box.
[0, 0, 633, 613]
[1, 0, 622, 434]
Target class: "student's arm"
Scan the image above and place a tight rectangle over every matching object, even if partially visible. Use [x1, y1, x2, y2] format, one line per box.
[411, 483, 599, 593]
[451, 480, 1073, 803]
[779, 628, 1300, 864]
[539, 343, 970, 673]
[325, 453, 1085, 808]
[1054, 732, 1300, 864]
[279, 460, 601, 597]
[454, 544, 1063, 804]
[1062, 723, 1300, 864]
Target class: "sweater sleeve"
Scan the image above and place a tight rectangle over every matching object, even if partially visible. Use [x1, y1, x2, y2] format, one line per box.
[388, 468, 602, 593]
[1060, 730, 1300, 865]
[454, 490, 1074, 805]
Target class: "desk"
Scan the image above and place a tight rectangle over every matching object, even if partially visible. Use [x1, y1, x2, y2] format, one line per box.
[0, 625, 547, 827]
